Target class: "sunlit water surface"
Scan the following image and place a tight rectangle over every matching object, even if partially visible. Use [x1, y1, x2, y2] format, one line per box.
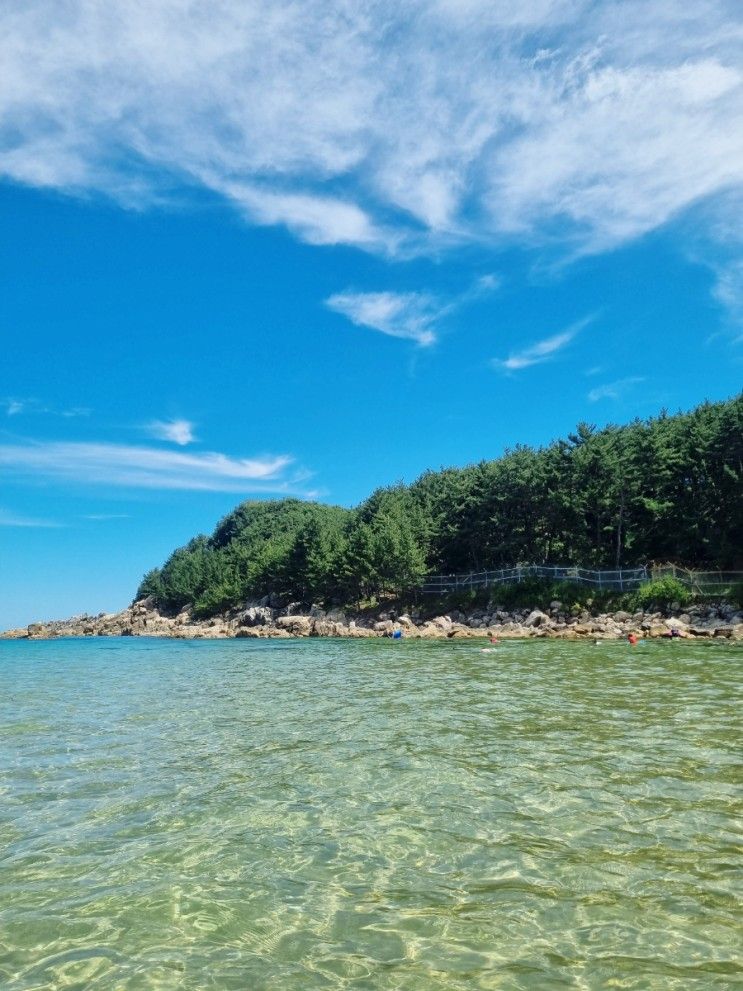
[1, 637, 741, 990]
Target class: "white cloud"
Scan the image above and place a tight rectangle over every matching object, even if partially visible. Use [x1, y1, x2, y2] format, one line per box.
[0, 441, 301, 492]
[0, 507, 63, 528]
[1, 397, 90, 417]
[219, 183, 397, 253]
[0, 1, 741, 258]
[326, 291, 443, 346]
[588, 376, 645, 402]
[712, 258, 743, 330]
[148, 418, 196, 445]
[326, 274, 498, 346]
[493, 316, 591, 371]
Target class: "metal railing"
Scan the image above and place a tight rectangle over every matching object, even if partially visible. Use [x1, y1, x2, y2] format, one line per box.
[420, 564, 742, 595]
[649, 564, 743, 596]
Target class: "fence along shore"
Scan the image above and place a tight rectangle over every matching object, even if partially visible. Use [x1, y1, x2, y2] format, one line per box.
[420, 564, 742, 595]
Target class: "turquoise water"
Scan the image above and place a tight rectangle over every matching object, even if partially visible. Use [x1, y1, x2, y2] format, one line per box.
[1, 638, 741, 990]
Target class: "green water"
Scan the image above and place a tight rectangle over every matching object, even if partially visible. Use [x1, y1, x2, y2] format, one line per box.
[1, 638, 741, 990]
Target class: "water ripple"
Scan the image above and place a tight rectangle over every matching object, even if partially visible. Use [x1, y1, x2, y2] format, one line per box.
[1, 637, 741, 989]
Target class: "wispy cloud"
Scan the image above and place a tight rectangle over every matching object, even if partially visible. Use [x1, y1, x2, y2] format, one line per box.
[1, 397, 90, 418]
[326, 274, 498, 346]
[0, 1, 741, 263]
[712, 259, 743, 339]
[219, 183, 398, 254]
[588, 376, 645, 402]
[0, 441, 303, 492]
[0, 507, 63, 528]
[147, 418, 196, 446]
[326, 291, 444, 346]
[492, 316, 591, 372]
[83, 513, 131, 521]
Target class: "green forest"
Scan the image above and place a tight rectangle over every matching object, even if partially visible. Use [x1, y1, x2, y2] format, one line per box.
[137, 395, 743, 617]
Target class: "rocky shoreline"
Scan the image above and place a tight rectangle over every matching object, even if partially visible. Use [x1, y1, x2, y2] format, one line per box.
[3, 596, 743, 642]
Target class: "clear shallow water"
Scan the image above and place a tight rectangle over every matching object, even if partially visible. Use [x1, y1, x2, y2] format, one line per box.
[1, 638, 741, 991]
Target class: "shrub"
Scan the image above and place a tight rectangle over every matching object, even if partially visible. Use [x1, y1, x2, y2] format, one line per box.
[631, 577, 691, 611]
[489, 578, 625, 613]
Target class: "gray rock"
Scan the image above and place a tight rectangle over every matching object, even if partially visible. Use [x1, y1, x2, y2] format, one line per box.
[430, 615, 452, 631]
[275, 615, 312, 636]
[714, 626, 734, 638]
[524, 610, 550, 628]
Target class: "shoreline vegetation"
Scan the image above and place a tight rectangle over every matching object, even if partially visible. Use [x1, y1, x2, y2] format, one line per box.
[5, 395, 741, 641]
[134, 396, 742, 622]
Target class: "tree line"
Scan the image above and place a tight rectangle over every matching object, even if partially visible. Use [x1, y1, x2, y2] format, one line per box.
[137, 395, 743, 616]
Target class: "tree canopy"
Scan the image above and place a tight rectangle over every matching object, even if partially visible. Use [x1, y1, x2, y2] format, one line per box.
[137, 395, 743, 615]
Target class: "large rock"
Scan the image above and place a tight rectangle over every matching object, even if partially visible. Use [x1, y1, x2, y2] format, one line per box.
[524, 610, 550, 628]
[447, 626, 473, 638]
[238, 606, 274, 627]
[430, 615, 452, 631]
[714, 626, 735, 638]
[27, 623, 53, 639]
[418, 622, 448, 638]
[275, 615, 312, 636]
[689, 625, 712, 637]
[647, 625, 668, 638]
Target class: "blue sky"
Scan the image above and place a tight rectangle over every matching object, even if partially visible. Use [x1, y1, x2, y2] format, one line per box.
[1, 0, 742, 628]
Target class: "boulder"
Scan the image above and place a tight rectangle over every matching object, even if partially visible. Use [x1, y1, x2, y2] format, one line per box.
[689, 625, 712, 637]
[27, 623, 53, 639]
[312, 619, 338, 637]
[275, 615, 312, 636]
[430, 615, 452, 631]
[418, 622, 448, 638]
[524, 610, 550, 628]
[238, 606, 274, 627]
[714, 626, 734, 638]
